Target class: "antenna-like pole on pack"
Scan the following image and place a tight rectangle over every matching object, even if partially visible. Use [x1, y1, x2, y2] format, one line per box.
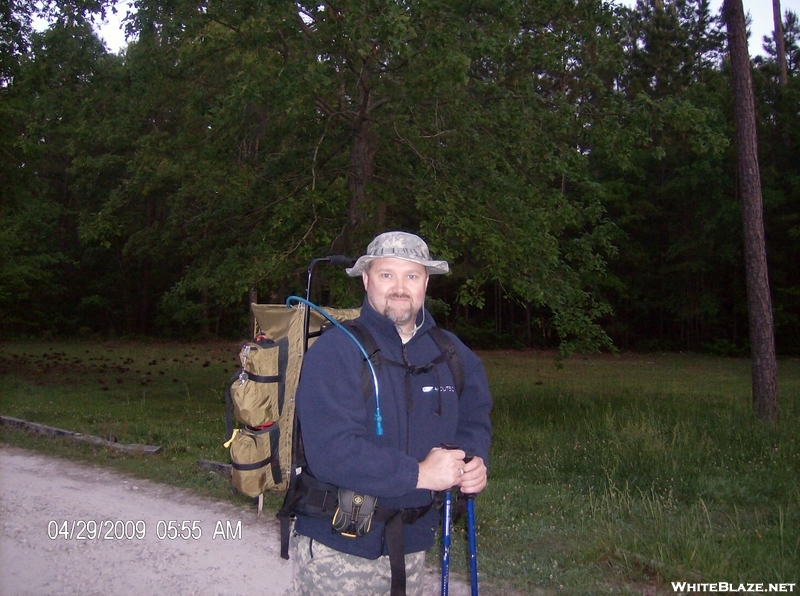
[302, 256, 355, 354]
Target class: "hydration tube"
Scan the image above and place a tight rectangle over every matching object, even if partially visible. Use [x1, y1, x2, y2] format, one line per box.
[285, 296, 383, 436]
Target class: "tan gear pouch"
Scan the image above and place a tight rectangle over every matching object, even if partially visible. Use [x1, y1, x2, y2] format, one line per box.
[225, 425, 282, 498]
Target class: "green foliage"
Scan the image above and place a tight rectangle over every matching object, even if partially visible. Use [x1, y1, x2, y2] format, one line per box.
[3, 0, 800, 355]
[5, 0, 629, 349]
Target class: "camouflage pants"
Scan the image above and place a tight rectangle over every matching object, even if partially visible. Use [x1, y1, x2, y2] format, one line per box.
[287, 531, 427, 596]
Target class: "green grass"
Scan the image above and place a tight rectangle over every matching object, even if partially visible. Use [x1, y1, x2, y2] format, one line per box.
[470, 351, 800, 594]
[0, 340, 260, 504]
[1, 342, 798, 595]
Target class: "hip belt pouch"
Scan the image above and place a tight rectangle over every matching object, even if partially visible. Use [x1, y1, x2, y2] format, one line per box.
[332, 488, 378, 538]
[227, 424, 282, 497]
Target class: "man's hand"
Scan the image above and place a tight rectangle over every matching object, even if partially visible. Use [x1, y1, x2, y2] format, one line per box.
[416, 447, 488, 494]
[459, 455, 487, 495]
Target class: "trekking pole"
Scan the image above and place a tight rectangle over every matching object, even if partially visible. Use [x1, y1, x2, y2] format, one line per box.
[465, 493, 478, 596]
[441, 446, 477, 596]
[441, 488, 454, 596]
[442, 490, 479, 596]
[440, 444, 460, 596]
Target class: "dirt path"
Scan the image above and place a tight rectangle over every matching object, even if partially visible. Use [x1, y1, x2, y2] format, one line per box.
[0, 446, 470, 596]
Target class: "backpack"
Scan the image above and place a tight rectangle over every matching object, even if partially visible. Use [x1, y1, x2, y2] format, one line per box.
[223, 304, 360, 498]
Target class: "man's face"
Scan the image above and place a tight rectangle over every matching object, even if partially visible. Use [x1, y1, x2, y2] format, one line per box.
[363, 258, 429, 330]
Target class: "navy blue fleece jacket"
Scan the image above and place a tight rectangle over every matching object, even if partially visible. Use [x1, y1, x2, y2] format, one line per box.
[293, 298, 492, 558]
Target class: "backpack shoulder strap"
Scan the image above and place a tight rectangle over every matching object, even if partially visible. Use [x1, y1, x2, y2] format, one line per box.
[342, 319, 380, 362]
[427, 327, 465, 397]
[342, 319, 381, 401]
[326, 320, 465, 400]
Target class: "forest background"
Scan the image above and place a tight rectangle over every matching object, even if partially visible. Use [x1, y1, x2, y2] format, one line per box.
[2, 0, 799, 356]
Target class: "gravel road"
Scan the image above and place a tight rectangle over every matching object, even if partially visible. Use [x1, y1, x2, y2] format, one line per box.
[0, 446, 469, 596]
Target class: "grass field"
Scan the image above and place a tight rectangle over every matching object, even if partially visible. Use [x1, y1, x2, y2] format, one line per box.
[1, 340, 798, 595]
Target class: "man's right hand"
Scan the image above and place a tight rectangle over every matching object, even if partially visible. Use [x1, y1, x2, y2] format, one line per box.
[416, 446, 467, 491]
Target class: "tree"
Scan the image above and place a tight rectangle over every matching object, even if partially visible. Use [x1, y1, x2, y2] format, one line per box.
[723, 0, 778, 422]
[602, 0, 734, 352]
[752, 9, 800, 354]
[83, 0, 624, 349]
[773, 0, 788, 84]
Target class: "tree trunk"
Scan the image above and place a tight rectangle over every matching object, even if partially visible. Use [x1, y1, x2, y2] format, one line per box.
[773, 0, 788, 85]
[348, 121, 375, 231]
[339, 68, 390, 256]
[724, 0, 779, 423]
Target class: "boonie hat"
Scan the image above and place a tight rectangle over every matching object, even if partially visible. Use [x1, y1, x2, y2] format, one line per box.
[346, 231, 450, 277]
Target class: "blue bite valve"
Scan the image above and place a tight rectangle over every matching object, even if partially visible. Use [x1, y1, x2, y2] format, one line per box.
[374, 412, 383, 436]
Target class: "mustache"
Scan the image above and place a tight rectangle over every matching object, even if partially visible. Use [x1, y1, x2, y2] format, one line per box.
[387, 293, 412, 300]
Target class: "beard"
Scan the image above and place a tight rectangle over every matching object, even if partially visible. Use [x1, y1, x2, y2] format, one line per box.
[383, 294, 416, 326]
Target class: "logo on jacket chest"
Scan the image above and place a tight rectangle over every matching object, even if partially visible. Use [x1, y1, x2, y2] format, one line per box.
[422, 385, 456, 394]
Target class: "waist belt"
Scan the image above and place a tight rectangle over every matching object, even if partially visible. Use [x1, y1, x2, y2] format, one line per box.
[278, 473, 432, 596]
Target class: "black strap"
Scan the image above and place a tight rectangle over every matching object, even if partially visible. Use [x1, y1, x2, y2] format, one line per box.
[384, 513, 406, 596]
[230, 426, 282, 486]
[275, 336, 289, 415]
[373, 504, 434, 596]
[244, 372, 281, 383]
[278, 419, 306, 560]
[279, 515, 292, 560]
[231, 457, 271, 471]
[269, 426, 283, 486]
[342, 320, 382, 401]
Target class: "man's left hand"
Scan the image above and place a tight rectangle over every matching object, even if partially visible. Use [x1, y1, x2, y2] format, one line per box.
[459, 456, 487, 495]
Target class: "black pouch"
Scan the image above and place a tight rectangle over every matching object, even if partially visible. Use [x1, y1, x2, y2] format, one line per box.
[291, 472, 339, 519]
[331, 488, 378, 538]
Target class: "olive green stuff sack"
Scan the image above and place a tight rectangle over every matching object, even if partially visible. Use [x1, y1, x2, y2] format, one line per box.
[229, 336, 288, 428]
[225, 425, 282, 498]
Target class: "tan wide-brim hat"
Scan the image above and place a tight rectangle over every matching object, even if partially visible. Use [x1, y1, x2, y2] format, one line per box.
[346, 231, 450, 277]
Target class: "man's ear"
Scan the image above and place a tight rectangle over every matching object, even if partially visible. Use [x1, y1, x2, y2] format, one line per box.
[362, 270, 369, 291]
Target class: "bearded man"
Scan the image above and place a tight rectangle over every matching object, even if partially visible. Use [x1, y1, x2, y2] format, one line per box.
[287, 231, 492, 596]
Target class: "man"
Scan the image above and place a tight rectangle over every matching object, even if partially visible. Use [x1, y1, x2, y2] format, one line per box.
[289, 231, 492, 595]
